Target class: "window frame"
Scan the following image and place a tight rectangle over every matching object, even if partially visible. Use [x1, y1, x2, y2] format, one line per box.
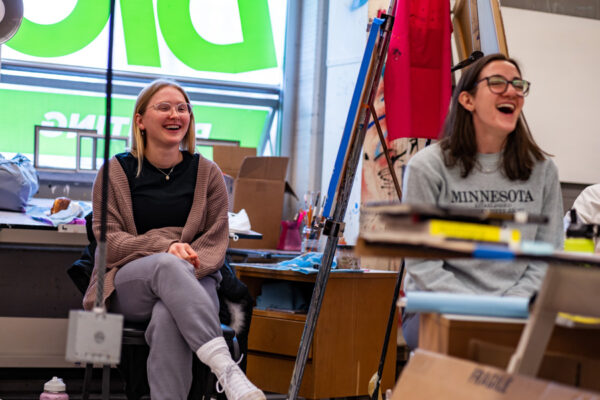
[0, 59, 283, 183]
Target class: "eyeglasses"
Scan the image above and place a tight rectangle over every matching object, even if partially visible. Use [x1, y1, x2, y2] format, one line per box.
[474, 75, 531, 97]
[149, 102, 192, 114]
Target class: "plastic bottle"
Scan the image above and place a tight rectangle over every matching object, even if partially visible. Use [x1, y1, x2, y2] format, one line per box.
[40, 377, 69, 400]
[277, 220, 302, 251]
[564, 208, 596, 253]
[301, 225, 319, 253]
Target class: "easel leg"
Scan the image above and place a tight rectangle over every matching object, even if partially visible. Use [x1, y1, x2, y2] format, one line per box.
[371, 259, 405, 400]
[368, 103, 402, 201]
[366, 92, 404, 400]
[507, 308, 556, 375]
[507, 268, 559, 375]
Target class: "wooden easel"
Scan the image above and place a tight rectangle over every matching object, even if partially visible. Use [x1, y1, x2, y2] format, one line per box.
[507, 264, 600, 375]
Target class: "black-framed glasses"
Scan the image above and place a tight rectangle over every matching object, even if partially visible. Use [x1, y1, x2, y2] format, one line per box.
[474, 75, 531, 97]
[149, 102, 192, 114]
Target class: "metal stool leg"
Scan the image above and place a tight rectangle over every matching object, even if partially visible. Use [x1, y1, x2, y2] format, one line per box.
[102, 364, 111, 400]
[82, 363, 93, 400]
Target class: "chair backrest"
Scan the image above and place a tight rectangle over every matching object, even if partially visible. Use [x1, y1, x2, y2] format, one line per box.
[67, 212, 95, 295]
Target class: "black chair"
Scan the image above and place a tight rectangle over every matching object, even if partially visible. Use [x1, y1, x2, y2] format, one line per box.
[79, 321, 239, 400]
[68, 214, 250, 400]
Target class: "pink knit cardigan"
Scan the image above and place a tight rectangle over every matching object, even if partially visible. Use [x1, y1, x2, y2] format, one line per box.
[83, 155, 229, 310]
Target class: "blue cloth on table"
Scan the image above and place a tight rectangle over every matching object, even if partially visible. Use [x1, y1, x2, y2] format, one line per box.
[276, 252, 337, 274]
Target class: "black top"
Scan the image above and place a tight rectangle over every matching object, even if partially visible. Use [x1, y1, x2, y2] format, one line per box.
[116, 152, 198, 234]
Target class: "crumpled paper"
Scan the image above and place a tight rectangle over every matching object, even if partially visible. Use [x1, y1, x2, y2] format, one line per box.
[27, 201, 91, 227]
[228, 208, 251, 233]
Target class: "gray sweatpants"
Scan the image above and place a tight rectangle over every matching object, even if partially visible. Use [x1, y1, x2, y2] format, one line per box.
[111, 253, 222, 400]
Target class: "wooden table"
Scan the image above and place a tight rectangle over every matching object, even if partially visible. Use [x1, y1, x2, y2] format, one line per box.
[0, 200, 88, 367]
[356, 235, 600, 384]
[235, 264, 398, 399]
[418, 313, 600, 391]
[419, 313, 600, 361]
[0, 198, 89, 246]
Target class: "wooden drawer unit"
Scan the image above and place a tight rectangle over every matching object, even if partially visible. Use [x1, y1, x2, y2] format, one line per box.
[236, 265, 398, 399]
[248, 310, 311, 358]
[246, 351, 316, 395]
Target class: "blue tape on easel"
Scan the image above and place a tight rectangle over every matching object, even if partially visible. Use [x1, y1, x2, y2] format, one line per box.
[473, 244, 515, 260]
[404, 291, 529, 319]
[323, 18, 384, 218]
[520, 240, 555, 255]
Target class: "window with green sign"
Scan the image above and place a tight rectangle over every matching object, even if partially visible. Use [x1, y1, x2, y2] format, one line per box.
[0, 0, 286, 170]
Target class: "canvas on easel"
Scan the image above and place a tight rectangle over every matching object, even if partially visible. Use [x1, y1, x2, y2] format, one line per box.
[361, 0, 452, 272]
[452, 0, 509, 59]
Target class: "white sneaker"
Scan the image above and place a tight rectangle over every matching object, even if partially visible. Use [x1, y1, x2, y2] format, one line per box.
[216, 362, 265, 400]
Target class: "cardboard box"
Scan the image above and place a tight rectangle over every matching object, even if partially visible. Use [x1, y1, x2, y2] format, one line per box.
[213, 146, 294, 249]
[418, 313, 600, 365]
[213, 146, 256, 178]
[468, 339, 579, 388]
[231, 156, 290, 249]
[581, 358, 600, 392]
[391, 350, 600, 399]
[213, 146, 256, 211]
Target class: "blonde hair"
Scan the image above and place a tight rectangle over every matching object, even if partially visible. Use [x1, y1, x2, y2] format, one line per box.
[130, 79, 196, 176]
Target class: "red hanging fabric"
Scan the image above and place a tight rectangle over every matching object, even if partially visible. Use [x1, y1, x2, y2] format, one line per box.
[384, 0, 452, 140]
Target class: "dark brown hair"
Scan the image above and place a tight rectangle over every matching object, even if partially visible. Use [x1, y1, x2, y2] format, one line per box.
[439, 53, 548, 180]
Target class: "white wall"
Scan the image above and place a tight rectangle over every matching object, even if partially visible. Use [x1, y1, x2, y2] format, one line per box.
[321, 1, 367, 244]
[317, 4, 600, 243]
[502, 7, 600, 184]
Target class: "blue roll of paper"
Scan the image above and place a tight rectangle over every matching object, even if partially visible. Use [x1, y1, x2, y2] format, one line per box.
[403, 291, 529, 319]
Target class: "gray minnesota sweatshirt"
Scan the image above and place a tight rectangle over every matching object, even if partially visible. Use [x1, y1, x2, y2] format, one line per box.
[402, 143, 564, 297]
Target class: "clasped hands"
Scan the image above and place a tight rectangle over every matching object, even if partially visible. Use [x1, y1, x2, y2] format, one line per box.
[168, 242, 200, 269]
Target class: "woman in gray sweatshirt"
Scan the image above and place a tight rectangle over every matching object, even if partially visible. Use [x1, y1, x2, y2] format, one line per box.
[401, 53, 564, 349]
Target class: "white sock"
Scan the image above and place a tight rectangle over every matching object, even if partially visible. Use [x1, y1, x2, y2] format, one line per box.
[196, 336, 234, 376]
